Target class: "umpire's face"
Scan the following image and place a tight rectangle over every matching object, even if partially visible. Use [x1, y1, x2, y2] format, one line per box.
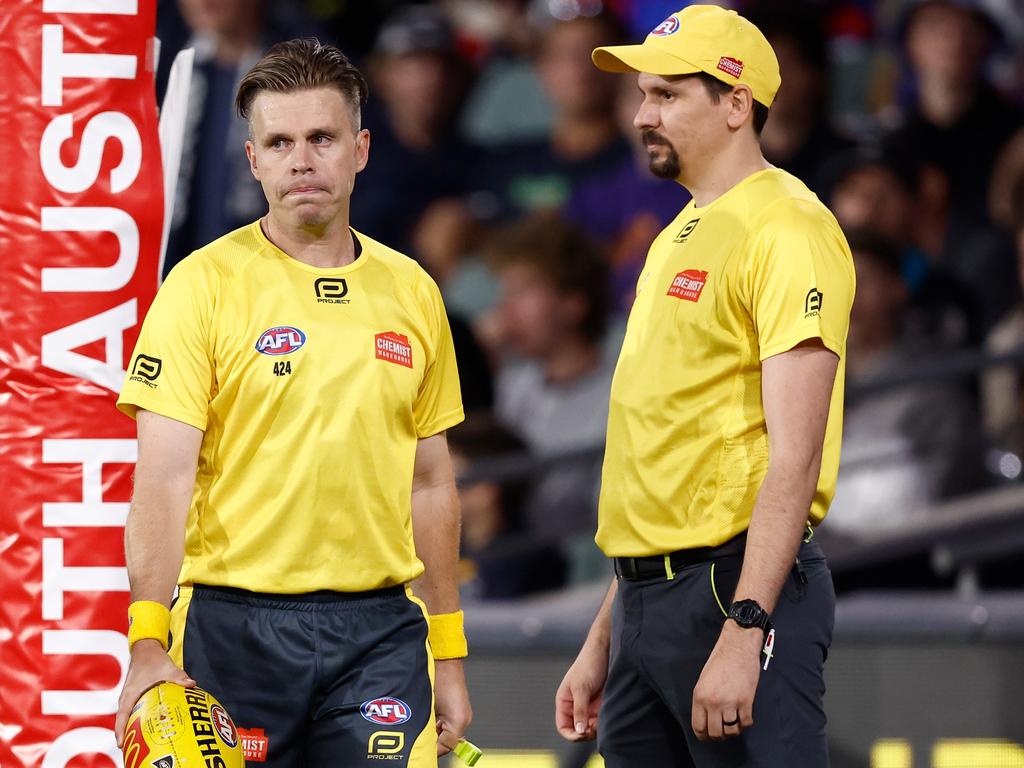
[633, 72, 734, 183]
[245, 87, 370, 231]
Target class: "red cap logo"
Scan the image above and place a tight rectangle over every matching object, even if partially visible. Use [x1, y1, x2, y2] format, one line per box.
[717, 57, 744, 78]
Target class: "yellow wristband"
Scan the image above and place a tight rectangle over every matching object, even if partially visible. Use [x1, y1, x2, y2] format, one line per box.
[128, 601, 171, 651]
[427, 610, 468, 659]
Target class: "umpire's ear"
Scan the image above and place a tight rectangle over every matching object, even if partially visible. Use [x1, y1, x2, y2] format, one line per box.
[245, 138, 260, 181]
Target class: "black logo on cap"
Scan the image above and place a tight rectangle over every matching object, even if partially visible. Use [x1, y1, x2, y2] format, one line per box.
[315, 278, 351, 305]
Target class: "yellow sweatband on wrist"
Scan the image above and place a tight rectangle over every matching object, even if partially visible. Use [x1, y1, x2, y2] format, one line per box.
[427, 610, 468, 659]
[128, 601, 171, 651]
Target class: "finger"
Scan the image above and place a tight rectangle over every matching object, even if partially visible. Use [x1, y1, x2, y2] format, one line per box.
[739, 702, 754, 729]
[435, 724, 461, 756]
[554, 694, 575, 736]
[114, 707, 127, 747]
[722, 711, 742, 739]
[706, 708, 724, 742]
[570, 682, 592, 736]
[691, 703, 708, 742]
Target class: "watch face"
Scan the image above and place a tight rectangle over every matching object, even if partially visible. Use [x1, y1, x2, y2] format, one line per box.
[735, 604, 757, 623]
[730, 600, 765, 627]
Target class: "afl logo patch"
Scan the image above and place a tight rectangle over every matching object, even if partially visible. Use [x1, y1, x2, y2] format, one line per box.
[360, 697, 412, 726]
[210, 704, 238, 748]
[255, 326, 306, 355]
[651, 15, 680, 36]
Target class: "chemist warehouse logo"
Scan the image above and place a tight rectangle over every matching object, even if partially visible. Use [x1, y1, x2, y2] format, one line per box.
[375, 333, 413, 368]
[667, 269, 708, 302]
[128, 354, 162, 388]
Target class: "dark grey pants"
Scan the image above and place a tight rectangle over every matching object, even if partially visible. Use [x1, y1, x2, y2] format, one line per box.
[174, 585, 435, 767]
[599, 540, 835, 767]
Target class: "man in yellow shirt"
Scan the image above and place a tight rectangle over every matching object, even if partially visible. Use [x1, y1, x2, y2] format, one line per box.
[555, 6, 854, 766]
[113, 40, 471, 766]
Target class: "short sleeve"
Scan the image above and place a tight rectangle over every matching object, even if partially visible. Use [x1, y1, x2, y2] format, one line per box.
[412, 278, 464, 438]
[116, 258, 216, 430]
[746, 201, 855, 361]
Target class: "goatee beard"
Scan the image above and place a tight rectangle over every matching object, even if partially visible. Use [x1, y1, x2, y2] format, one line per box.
[642, 130, 681, 179]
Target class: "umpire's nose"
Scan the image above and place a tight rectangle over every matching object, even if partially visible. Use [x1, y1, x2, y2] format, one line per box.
[634, 94, 661, 132]
[290, 141, 314, 174]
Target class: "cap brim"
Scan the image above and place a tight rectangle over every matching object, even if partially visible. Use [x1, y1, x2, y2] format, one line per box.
[592, 44, 702, 76]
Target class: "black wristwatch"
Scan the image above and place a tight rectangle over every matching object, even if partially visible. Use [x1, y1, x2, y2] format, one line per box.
[727, 599, 773, 635]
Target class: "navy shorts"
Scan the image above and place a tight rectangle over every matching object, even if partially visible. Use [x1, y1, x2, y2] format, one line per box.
[599, 539, 835, 767]
[168, 584, 437, 767]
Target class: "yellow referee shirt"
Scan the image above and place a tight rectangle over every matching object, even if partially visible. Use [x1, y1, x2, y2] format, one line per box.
[596, 168, 854, 556]
[117, 222, 464, 592]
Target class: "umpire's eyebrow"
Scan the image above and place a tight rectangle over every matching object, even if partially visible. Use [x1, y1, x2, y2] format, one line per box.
[262, 128, 337, 146]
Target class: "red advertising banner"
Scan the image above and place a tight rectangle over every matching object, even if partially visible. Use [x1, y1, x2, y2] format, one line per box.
[0, 2, 162, 766]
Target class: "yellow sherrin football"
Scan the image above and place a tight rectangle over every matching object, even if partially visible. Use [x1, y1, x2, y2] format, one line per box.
[123, 683, 245, 768]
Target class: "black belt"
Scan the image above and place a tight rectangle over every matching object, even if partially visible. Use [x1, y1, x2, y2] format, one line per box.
[614, 533, 747, 581]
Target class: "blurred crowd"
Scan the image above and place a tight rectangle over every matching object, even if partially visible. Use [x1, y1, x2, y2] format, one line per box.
[156, 0, 1024, 598]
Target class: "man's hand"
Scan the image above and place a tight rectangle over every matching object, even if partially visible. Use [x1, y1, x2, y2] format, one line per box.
[114, 640, 196, 746]
[691, 621, 762, 741]
[434, 658, 472, 756]
[555, 640, 609, 742]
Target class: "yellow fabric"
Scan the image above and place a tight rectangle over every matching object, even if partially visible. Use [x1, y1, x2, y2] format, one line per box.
[596, 168, 854, 557]
[592, 5, 781, 107]
[167, 587, 192, 668]
[404, 589, 439, 767]
[427, 610, 468, 660]
[127, 601, 170, 650]
[117, 222, 464, 592]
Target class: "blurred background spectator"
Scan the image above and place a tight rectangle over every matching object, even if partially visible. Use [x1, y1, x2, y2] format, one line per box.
[565, 74, 690, 315]
[484, 11, 630, 217]
[485, 212, 616, 581]
[882, 0, 1020, 328]
[449, 413, 568, 600]
[826, 230, 989, 537]
[351, 4, 484, 254]
[825, 146, 982, 347]
[157, 0, 320, 276]
[750, 3, 855, 195]
[983, 175, 1024, 453]
[153, 0, 1024, 593]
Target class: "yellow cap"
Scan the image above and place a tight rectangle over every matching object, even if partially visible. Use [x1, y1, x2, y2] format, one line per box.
[592, 5, 781, 107]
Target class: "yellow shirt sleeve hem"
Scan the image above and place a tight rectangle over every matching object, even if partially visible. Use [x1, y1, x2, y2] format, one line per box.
[116, 395, 208, 432]
[759, 332, 843, 362]
[416, 406, 465, 439]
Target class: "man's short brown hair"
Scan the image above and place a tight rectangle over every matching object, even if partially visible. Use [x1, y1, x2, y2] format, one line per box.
[236, 38, 369, 130]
